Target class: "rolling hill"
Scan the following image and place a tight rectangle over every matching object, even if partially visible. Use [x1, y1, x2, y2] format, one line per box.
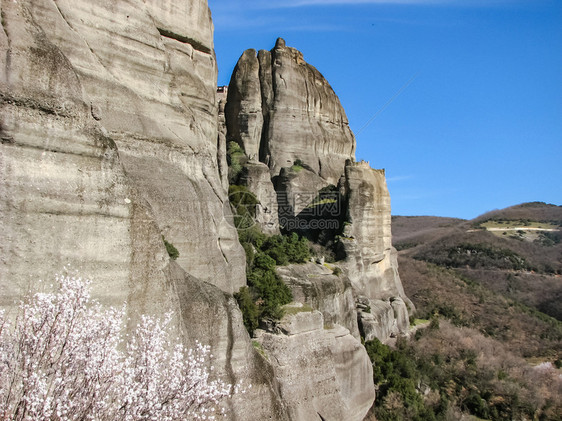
[368, 202, 562, 420]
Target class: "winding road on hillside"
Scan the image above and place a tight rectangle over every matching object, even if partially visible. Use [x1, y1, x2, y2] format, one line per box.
[466, 227, 559, 233]
[486, 227, 558, 232]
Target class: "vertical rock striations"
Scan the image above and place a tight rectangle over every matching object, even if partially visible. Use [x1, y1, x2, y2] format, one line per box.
[19, 0, 246, 294]
[226, 38, 355, 186]
[223, 38, 415, 418]
[0, 0, 154, 309]
[225, 49, 264, 161]
[1, 1, 413, 417]
[0, 1, 285, 419]
[277, 262, 360, 339]
[254, 310, 375, 421]
[339, 161, 414, 338]
[226, 38, 413, 341]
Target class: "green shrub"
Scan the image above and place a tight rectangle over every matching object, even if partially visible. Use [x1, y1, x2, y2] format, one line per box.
[227, 142, 246, 183]
[234, 287, 259, 334]
[417, 243, 531, 271]
[261, 232, 310, 265]
[234, 229, 305, 335]
[395, 242, 418, 251]
[247, 254, 292, 319]
[229, 187, 311, 336]
[238, 224, 266, 249]
[162, 236, 179, 260]
[536, 231, 562, 247]
[364, 338, 439, 421]
[234, 287, 259, 332]
[291, 159, 304, 172]
[228, 185, 259, 230]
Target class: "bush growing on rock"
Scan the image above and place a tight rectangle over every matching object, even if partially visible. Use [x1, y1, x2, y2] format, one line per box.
[227, 142, 246, 183]
[229, 189, 311, 335]
[261, 232, 310, 265]
[232, 231, 311, 335]
[235, 231, 311, 334]
[162, 235, 180, 260]
[228, 185, 260, 230]
[0, 272, 237, 420]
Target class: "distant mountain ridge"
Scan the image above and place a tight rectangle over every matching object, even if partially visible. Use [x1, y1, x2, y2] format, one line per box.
[362, 202, 561, 421]
[394, 201, 562, 354]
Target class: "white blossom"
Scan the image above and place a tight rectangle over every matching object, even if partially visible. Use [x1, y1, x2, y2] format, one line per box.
[0, 272, 238, 420]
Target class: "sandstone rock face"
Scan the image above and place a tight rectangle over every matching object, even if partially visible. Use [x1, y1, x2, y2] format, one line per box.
[226, 38, 355, 185]
[277, 263, 360, 339]
[2, 0, 412, 416]
[225, 49, 264, 161]
[0, 0, 164, 309]
[255, 311, 375, 421]
[167, 263, 290, 420]
[217, 87, 230, 191]
[225, 40, 413, 343]
[239, 161, 279, 234]
[0, 1, 281, 419]
[339, 161, 414, 335]
[275, 166, 329, 223]
[8, 0, 246, 294]
[357, 296, 409, 342]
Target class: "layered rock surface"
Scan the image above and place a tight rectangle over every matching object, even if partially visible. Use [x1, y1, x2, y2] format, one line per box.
[339, 161, 414, 336]
[226, 38, 355, 186]
[13, 0, 246, 294]
[254, 309, 375, 421]
[277, 262, 360, 338]
[224, 39, 414, 342]
[0, 1, 283, 420]
[239, 161, 279, 234]
[2, 1, 413, 418]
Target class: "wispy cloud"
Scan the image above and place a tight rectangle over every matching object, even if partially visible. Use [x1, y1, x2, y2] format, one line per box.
[256, 0, 452, 7]
[387, 175, 415, 182]
[212, 0, 527, 10]
[209, 0, 525, 32]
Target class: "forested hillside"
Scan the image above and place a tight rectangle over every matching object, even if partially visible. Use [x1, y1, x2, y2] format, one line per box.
[364, 203, 562, 421]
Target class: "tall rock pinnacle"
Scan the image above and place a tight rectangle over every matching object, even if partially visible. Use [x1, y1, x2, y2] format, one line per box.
[226, 37, 356, 186]
[223, 38, 413, 341]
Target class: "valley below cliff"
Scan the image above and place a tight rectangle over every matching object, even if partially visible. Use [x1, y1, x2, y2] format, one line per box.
[382, 202, 562, 420]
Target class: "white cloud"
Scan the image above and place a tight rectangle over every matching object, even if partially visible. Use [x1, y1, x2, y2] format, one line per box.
[211, 0, 527, 10]
[259, 0, 447, 7]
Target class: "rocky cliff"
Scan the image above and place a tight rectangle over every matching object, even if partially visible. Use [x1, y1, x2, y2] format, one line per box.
[225, 39, 413, 341]
[339, 161, 413, 339]
[254, 309, 374, 421]
[1, 1, 411, 419]
[225, 38, 355, 185]
[1, 0, 245, 296]
[0, 1, 282, 419]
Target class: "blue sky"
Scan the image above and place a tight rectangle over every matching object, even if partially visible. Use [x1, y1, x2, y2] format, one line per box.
[208, 0, 562, 219]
